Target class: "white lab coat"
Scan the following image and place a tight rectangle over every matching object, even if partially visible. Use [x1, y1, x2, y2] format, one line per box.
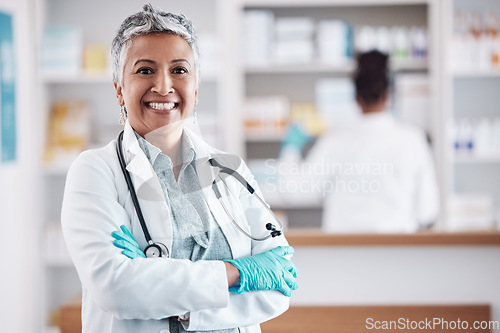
[61, 121, 290, 333]
[281, 112, 439, 233]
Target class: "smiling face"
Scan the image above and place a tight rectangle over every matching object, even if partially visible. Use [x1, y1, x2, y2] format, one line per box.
[114, 33, 198, 137]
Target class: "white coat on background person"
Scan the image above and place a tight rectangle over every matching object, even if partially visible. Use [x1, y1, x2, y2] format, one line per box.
[280, 50, 439, 233]
[61, 5, 296, 333]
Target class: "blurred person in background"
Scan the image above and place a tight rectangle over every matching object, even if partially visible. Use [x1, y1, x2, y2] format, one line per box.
[61, 4, 297, 333]
[280, 50, 439, 233]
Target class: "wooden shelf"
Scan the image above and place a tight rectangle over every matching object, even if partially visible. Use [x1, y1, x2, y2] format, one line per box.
[285, 228, 500, 246]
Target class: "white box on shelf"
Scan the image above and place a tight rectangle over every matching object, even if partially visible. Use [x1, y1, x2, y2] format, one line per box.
[41, 25, 82, 78]
[275, 17, 314, 41]
[317, 20, 352, 64]
[244, 96, 289, 139]
[244, 10, 274, 65]
[274, 17, 315, 64]
[448, 193, 495, 230]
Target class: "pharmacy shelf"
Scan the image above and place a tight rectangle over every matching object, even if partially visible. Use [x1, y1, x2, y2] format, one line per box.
[245, 60, 427, 75]
[242, 0, 430, 8]
[269, 201, 323, 210]
[265, 194, 323, 210]
[451, 69, 500, 79]
[245, 61, 355, 75]
[440, 0, 500, 230]
[245, 133, 284, 142]
[454, 154, 500, 164]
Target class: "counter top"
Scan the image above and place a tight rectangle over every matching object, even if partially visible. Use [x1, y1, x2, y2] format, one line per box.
[285, 228, 500, 246]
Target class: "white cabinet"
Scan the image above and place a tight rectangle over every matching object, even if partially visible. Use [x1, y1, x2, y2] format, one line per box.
[442, 0, 500, 230]
[37, 0, 229, 330]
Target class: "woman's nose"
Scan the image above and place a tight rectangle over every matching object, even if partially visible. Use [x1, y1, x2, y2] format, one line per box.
[151, 71, 174, 95]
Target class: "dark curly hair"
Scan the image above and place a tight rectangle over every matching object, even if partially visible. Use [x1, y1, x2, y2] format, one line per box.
[353, 50, 390, 105]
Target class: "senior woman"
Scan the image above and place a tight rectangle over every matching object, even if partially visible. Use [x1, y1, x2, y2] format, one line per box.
[61, 4, 298, 333]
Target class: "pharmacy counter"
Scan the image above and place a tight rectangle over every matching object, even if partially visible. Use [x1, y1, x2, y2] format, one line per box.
[286, 229, 500, 325]
[286, 229, 500, 246]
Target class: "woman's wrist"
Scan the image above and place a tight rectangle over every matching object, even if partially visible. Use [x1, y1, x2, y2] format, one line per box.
[224, 261, 240, 287]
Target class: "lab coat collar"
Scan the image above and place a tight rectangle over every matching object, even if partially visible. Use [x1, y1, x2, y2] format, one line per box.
[359, 111, 396, 127]
[122, 121, 156, 184]
[121, 120, 221, 191]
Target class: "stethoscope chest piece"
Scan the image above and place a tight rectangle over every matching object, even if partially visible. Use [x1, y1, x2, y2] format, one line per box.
[144, 242, 169, 258]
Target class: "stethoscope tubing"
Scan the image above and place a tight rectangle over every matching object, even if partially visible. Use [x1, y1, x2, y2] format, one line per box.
[210, 160, 283, 241]
[116, 131, 154, 245]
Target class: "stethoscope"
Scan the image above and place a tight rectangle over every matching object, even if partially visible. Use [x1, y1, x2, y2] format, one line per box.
[116, 130, 283, 258]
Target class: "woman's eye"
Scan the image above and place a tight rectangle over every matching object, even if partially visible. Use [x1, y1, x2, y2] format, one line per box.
[137, 67, 153, 75]
[172, 67, 188, 74]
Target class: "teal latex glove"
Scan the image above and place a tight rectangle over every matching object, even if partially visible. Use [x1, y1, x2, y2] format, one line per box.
[281, 123, 313, 152]
[225, 246, 299, 297]
[111, 225, 146, 259]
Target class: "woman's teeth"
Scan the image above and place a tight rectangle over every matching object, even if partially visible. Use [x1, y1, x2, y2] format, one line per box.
[148, 102, 176, 110]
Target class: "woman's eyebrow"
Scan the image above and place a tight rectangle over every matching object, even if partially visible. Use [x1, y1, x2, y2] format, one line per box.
[133, 59, 155, 67]
[133, 59, 191, 66]
[171, 58, 190, 65]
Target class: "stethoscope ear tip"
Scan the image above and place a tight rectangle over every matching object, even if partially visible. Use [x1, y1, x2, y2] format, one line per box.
[271, 230, 282, 237]
[267, 223, 282, 237]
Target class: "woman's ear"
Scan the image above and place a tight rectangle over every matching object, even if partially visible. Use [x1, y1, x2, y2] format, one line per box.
[114, 81, 124, 106]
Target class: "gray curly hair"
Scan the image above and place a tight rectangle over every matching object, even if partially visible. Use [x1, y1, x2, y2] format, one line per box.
[111, 3, 199, 85]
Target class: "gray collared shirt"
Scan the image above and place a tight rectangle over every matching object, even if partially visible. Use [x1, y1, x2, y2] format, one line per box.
[135, 131, 236, 333]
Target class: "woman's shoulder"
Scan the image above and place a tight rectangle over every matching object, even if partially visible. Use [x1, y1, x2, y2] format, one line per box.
[68, 140, 118, 176]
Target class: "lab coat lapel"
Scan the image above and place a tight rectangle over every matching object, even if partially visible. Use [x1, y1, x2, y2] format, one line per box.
[187, 128, 251, 259]
[201, 181, 250, 259]
[121, 122, 173, 252]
